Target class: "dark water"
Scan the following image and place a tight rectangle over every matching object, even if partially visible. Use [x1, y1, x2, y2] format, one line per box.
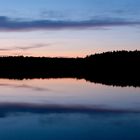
[0, 78, 140, 140]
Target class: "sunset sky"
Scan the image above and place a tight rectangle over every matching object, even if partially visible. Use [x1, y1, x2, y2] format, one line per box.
[0, 0, 140, 57]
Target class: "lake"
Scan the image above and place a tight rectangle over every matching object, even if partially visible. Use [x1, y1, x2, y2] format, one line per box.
[0, 78, 140, 140]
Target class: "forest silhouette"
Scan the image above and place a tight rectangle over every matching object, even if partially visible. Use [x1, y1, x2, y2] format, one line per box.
[0, 50, 139, 87]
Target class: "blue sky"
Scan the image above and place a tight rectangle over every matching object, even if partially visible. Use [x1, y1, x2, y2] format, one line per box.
[0, 0, 140, 57]
[0, 0, 140, 20]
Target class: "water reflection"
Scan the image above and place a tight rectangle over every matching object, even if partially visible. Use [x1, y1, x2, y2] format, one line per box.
[0, 83, 48, 92]
[0, 110, 140, 140]
[0, 78, 140, 140]
[0, 78, 140, 111]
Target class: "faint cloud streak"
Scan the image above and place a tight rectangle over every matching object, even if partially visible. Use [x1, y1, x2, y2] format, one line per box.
[0, 43, 50, 52]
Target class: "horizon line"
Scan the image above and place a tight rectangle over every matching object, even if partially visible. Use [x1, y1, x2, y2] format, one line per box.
[0, 49, 139, 58]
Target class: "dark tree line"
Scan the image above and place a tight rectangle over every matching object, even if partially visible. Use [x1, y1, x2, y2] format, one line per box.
[0, 50, 140, 87]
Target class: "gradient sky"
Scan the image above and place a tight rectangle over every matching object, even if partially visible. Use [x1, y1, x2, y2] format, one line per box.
[0, 0, 140, 57]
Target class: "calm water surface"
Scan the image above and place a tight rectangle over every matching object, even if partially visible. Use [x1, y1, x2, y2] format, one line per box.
[0, 78, 140, 140]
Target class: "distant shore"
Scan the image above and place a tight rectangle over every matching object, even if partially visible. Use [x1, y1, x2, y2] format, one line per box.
[0, 50, 140, 87]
